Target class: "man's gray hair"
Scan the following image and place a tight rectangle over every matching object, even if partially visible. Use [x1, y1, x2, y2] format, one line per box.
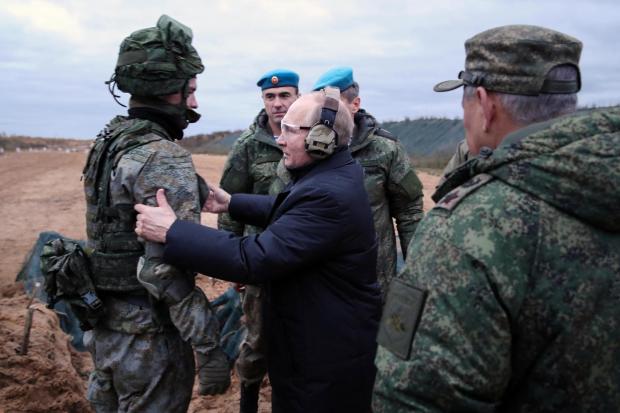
[464, 65, 578, 124]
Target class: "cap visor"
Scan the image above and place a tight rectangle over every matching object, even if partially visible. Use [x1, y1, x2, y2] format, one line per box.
[433, 79, 465, 92]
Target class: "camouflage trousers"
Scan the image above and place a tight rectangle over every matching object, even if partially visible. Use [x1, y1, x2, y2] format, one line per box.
[83, 297, 195, 413]
[235, 284, 267, 384]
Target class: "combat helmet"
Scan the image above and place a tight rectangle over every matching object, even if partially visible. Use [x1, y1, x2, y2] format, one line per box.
[111, 15, 203, 98]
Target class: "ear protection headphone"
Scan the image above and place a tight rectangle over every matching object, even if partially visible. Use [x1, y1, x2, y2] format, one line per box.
[304, 87, 341, 160]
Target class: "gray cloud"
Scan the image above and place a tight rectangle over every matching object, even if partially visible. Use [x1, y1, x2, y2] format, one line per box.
[0, 0, 618, 138]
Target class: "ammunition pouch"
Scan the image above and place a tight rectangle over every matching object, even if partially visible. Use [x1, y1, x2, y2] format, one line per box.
[40, 238, 104, 331]
[89, 250, 144, 292]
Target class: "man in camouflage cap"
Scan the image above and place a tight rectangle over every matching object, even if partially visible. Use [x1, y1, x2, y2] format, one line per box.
[312, 67, 424, 296]
[82, 15, 229, 412]
[217, 68, 299, 413]
[373, 24, 620, 412]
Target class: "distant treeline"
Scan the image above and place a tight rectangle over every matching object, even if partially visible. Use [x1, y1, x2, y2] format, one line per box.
[0, 134, 91, 153]
[2, 105, 612, 165]
[179, 129, 244, 155]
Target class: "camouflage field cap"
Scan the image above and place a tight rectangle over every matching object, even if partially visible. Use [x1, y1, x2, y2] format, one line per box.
[434, 25, 582, 96]
[114, 15, 204, 96]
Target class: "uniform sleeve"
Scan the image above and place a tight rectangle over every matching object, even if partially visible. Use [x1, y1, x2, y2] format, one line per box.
[385, 141, 424, 258]
[132, 145, 201, 281]
[218, 134, 252, 235]
[372, 217, 512, 413]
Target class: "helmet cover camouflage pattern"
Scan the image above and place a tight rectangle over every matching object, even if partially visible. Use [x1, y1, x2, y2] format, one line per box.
[434, 25, 582, 96]
[114, 15, 204, 96]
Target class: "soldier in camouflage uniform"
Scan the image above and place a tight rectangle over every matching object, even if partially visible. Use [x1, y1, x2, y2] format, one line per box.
[217, 69, 299, 413]
[82, 16, 229, 412]
[312, 67, 424, 295]
[436, 138, 469, 188]
[373, 25, 620, 412]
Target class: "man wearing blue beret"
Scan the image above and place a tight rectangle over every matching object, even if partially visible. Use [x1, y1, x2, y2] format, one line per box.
[313, 67, 424, 298]
[218, 68, 299, 413]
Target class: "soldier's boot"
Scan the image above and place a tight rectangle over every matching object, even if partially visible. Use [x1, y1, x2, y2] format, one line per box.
[239, 381, 260, 413]
[196, 347, 231, 395]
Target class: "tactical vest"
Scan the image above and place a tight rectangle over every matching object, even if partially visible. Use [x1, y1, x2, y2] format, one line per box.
[82, 116, 169, 292]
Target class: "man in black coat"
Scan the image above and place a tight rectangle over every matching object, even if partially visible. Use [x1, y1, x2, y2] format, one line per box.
[135, 88, 382, 412]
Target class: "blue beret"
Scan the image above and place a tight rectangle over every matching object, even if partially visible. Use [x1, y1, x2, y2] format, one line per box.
[313, 66, 354, 91]
[256, 69, 299, 90]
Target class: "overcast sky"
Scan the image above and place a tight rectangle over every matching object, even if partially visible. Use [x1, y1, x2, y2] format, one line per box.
[1, 0, 618, 139]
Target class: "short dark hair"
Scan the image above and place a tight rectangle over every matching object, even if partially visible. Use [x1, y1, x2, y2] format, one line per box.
[340, 82, 360, 103]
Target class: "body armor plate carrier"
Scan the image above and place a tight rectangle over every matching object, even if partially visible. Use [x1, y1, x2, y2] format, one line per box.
[82, 116, 169, 292]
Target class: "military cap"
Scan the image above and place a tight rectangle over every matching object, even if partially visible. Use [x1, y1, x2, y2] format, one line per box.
[257, 69, 299, 90]
[313, 66, 355, 91]
[434, 25, 582, 96]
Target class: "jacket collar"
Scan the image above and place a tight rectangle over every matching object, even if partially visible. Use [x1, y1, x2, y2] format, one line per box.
[291, 148, 353, 186]
[349, 109, 377, 152]
[251, 109, 281, 150]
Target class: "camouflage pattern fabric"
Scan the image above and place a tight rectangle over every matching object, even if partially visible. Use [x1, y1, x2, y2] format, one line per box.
[436, 139, 469, 188]
[218, 109, 281, 384]
[101, 116, 219, 354]
[350, 110, 424, 296]
[235, 284, 267, 384]
[85, 116, 222, 409]
[434, 25, 582, 95]
[373, 106, 620, 412]
[115, 15, 204, 97]
[83, 302, 194, 413]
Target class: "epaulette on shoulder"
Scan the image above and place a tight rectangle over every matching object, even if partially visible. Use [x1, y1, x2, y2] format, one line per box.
[434, 173, 494, 211]
[374, 128, 397, 141]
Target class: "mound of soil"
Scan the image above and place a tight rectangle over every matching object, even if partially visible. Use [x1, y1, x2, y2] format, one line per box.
[0, 283, 93, 413]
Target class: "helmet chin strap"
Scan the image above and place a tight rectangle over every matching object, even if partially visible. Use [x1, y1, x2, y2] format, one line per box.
[105, 73, 127, 108]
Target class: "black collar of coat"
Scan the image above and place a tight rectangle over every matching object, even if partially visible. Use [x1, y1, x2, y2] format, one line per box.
[289, 147, 353, 185]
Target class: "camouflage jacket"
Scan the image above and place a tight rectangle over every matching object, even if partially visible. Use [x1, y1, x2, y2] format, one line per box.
[86, 115, 201, 333]
[218, 109, 282, 235]
[373, 107, 620, 412]
[436, 138, 469, 188]
[350, 109, 424, 295]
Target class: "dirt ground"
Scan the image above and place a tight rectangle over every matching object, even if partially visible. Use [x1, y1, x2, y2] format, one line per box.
[0, 151, 439, 413]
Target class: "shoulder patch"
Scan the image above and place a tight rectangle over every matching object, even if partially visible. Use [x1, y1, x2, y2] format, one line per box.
[435, 173, 494, 211]
[377, 278, 427, 360]
[374, 128, 397, 141]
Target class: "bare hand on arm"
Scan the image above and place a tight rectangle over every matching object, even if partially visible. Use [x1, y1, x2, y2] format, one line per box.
[135, 189, 178, 243]
[203, 183, 231, 213]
